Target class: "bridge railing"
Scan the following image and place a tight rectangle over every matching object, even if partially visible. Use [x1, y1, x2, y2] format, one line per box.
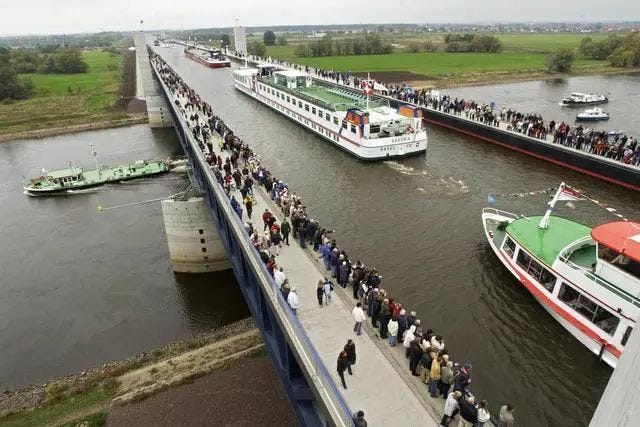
[150, 60, 354, 426]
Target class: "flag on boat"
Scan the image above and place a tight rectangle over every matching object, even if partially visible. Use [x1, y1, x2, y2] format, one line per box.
[360, 81, 373, 95]
[557, 185, 584, 201]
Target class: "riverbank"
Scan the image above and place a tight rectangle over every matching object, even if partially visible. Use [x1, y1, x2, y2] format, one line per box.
[0, 114, 148, 143]
[0, 49, 144, 143]
[0, 318, 264, 426]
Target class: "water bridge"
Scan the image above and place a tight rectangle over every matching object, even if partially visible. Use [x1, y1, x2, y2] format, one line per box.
[134, 34, 440, 426]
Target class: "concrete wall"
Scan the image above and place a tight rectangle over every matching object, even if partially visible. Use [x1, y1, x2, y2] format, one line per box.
[133, 33, 173, 128]
[589, 326, 640, 426]
[161, 197, 230, 273]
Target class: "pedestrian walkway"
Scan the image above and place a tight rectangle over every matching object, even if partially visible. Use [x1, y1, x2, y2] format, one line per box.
[247, 187, 438, 426]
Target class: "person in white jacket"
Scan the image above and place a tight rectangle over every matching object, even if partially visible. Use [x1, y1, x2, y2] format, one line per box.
[403, 325, 416, 357]
[477, 399, 491, 427]
[287, 287, 300, 315]
[388, 317, 399, 346]
[441, 390, 462, 426]
[352, 302, 366, 336]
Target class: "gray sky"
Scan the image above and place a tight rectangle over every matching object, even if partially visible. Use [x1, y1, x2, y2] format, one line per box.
[1, 0, 639, 36]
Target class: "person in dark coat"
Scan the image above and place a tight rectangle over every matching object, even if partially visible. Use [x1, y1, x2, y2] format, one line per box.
[281, 219, 291, 245]
[351, 261, 364, 299]
[378, 299, 391, 339]
[397, 309, 408, 342]
[454, 364, 472, 393]
[338, 261, 350, 289]
[244, 196, 253, 218]
[458, 395, 478, 425]
[337, 351, 349, 389]
[298, 222, 307, 248]
[343, 339, 356, 375]
[409, 337, 423, 376]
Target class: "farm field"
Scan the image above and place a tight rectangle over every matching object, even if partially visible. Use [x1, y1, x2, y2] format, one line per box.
[0, 51, 130, 137]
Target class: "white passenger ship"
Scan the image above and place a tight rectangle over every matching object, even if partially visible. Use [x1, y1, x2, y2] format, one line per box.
[232, 66, 427, 160]
[482, 183, 640, 368]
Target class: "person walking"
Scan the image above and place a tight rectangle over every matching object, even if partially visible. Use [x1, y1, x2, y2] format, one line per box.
[352, 410, 367, 427]
[322, 278, 333, 305]
[244, 195, 253, 218]
[337, 351, 349, 389]
[388, 316, 399, 346]
[287, 287, 299, 316]
[344, 339, 356, 375]
[316, 279, 324, 306]
[281, 218, 291, 245]
[498, 404, 515, 427]
[352, 302, 366, 335]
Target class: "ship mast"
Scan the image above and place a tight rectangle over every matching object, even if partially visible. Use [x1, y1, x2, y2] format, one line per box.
[89, 144, 100, 173]
[538, 182, 565, 229]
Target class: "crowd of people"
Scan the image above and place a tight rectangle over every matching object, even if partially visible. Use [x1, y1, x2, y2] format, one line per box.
[151, 49, 517, 427]
[230, 49, 640, 167]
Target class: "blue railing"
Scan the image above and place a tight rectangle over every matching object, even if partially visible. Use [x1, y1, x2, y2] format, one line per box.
[151, 60, 353, 426]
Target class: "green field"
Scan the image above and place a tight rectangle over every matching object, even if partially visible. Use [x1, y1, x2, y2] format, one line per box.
[0, 51, 127, 137]
[263, 33, 616, 86]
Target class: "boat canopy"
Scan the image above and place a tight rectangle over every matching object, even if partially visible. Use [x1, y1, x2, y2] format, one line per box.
[506, 215, 592, 266]
[48, 168, 83, 179]
[592, 222, 640, 263]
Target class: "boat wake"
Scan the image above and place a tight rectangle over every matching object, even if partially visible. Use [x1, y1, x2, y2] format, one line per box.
[416, 177, 470, 197]
[383, 161, 429, 177]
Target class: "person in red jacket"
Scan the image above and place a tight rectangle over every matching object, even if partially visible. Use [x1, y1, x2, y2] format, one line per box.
[262, 209, 272, 231]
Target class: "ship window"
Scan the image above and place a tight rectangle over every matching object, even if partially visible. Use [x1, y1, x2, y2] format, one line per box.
[370, 124, 381, 134]
[516, 249, 556, 292]
[558, 283, 580, 309]
[342, 121, 347, 129]
[312, 107, 316, 114]
[286, 96, 290, 102]
[298, 101, 302, 107]
[599, 245, 640, 280]
[593, 306, 620, 336]
[305, 104, 309, 111]
[334, 117, 339, 125]
[325, 113, 330, 121]
[350, 124, 357, 134]
[502, 236, 516, 258]
[622, 326, 633, 346]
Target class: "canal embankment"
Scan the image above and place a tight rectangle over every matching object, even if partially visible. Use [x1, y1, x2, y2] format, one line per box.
[0, 318, 277, 426]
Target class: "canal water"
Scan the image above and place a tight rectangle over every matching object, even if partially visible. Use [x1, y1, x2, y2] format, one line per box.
[0, 125, 249, 389]
[155, 46, 640, 427]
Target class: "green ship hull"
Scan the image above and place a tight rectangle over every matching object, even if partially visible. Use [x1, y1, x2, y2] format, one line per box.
[24, 160, 170, 195]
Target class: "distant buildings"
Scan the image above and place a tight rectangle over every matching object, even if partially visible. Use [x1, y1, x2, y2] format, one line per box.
[233, 26, 246, 55]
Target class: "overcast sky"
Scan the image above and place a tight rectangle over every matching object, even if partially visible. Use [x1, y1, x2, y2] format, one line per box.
[1, 0, 639, 36]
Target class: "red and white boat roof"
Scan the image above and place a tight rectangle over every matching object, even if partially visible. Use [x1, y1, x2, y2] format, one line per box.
[591, 221, 640, 263]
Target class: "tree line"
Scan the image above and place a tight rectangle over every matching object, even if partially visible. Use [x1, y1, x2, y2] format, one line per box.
[441, 34, 503, 53]
[580, 33, 640, 68]
[293, 34, 393, 58]
[0, 46, 89, 101]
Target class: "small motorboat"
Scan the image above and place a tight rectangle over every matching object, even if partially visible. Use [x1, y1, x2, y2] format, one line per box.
[559, 92, 608, 107]
[576, 107, 610, 122]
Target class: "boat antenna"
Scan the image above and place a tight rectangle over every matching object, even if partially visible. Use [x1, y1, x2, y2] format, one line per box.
[366, 72, 370, 110]
[89, 144, 100, 174]
[538, 182, 565, 230]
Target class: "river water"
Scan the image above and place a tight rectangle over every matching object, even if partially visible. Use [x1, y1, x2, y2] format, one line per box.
[153, 46, 640, 426]
[0, 125, 249, 389]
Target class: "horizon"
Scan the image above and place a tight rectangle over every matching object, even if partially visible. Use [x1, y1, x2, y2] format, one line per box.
[1, 19, 639, 39]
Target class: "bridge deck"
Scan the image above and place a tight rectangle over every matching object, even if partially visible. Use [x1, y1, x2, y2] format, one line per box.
[162, 89, 440, 424]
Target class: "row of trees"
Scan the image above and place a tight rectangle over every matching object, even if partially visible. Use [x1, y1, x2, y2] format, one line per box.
[263, 31, 287, 46]
[0, 47, 33, 100]
[580, 33, 640, 67]
[8, 47, 88, 74]
[442, 34, 503, 53]
[293, 34, 392, 58]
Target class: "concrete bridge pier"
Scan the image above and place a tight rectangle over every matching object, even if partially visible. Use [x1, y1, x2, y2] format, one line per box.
[161, 197, 230, 273]
[133, 33, 173, 128]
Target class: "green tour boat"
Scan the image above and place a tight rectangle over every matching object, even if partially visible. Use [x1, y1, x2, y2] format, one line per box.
[24, 159, 171, 195]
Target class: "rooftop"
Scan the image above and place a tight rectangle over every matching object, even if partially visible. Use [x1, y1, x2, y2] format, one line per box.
[47, 168, 83, 179]
[592, 221, 640, 263]
[507, 215, 592, 266]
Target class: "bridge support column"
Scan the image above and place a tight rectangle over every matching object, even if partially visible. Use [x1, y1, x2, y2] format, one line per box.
[161, 197, 230, 273]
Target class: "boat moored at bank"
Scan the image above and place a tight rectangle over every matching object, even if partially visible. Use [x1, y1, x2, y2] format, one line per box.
[482, 183, 639, 368]
[232, 66, 427, 160]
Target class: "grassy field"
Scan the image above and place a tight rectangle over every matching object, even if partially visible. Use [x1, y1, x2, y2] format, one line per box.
[0, 51, 129, 137]
[263, 33, 618, 86]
